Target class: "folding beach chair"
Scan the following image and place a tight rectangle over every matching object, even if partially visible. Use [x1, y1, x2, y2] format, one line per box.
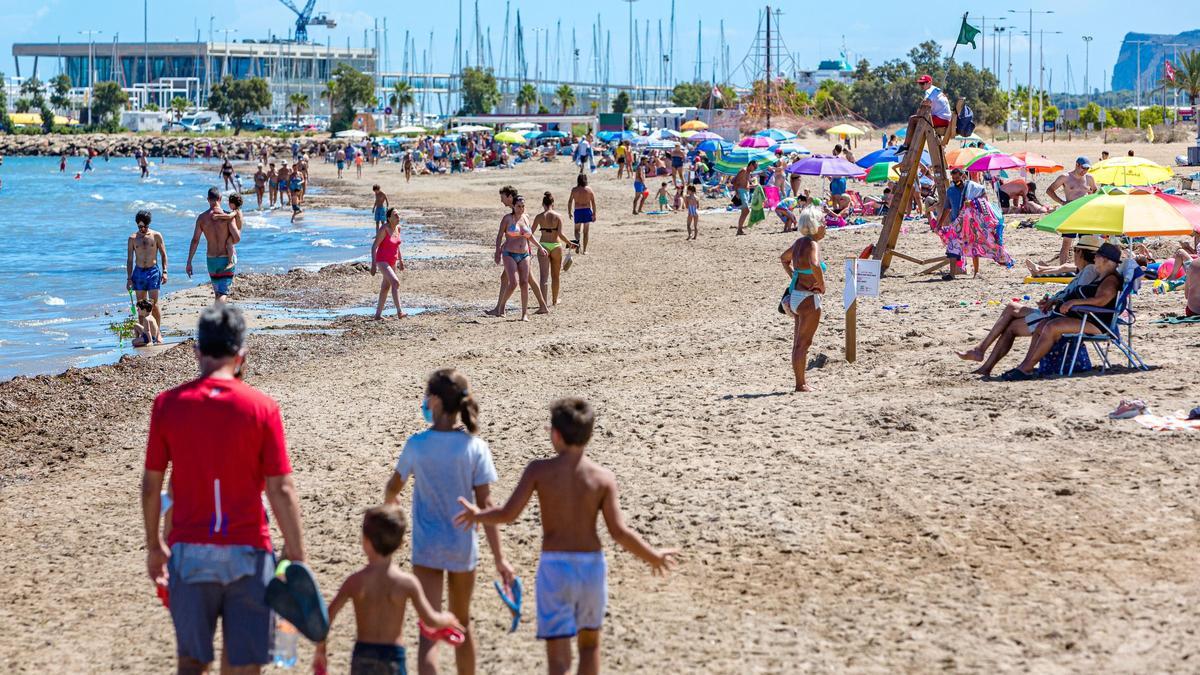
[1058, 263, 1150, 376]
[845, 190, 866, 216]
[762, 185, 781, 210]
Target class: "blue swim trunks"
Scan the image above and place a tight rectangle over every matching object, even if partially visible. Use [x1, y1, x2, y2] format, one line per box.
[573, 208, 594, 224]
[374, 206, 387, 222]
[131, 265, 162, 291]
[536, 551, 607, 640]
[336, 160, 345, 170]
[737, 188, 752, 210]
[351, 642, 407, 675]
[207, 256, 235, 296]
[633, 181, 646, 194]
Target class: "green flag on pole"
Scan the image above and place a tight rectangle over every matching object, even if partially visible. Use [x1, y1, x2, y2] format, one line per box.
[956, 16, 981, 48]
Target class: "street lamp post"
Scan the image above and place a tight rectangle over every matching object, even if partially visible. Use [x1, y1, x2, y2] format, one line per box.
[1009, 9, 1054, 141]
[78, 30, 103, 126]
[974, 16, 1007, 74]
[1082, 36, 1093, 105]
[1038, 30, 1063, 141]
[1128, 39, 1151, 129]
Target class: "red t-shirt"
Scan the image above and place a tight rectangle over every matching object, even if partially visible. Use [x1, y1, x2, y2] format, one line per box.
[145, 375, 291, 550]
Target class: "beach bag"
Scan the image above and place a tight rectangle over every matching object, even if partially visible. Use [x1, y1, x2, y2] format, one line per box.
[956, 104, 976, 138]
[1037, 337, 1092, 376]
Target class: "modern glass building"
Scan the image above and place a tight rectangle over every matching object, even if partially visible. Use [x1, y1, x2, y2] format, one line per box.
[11, 40, 375, 114]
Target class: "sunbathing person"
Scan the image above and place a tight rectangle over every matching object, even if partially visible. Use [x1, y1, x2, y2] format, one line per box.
[998, 243, 1124, 381]
[958, 236, 1101, 376]
[1024, 237, 1100, 277]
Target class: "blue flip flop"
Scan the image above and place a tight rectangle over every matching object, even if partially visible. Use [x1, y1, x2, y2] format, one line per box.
[265, 560, 330, 642]
[493, 577, 522, 633]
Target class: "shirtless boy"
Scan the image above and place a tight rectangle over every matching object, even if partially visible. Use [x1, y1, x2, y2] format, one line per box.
[631, 159, 649, 215]
[567, 174, 597, 254]
[455, 398, 678, 675]
[126, 210, 168, 327]
[372, 184, 390, 230]
[733, 161, 758, 236]
[131, 299, 161, 347]
[1046, 157, 1098, 263]
[185, 187, 242, 303]
[315, 505, 463, 675]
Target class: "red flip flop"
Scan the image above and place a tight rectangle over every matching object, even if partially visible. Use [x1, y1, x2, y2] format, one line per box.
[419, 621, 465, 646]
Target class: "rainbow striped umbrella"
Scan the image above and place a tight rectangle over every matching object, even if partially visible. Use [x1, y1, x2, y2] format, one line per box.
[1035, 186, 1196, 237]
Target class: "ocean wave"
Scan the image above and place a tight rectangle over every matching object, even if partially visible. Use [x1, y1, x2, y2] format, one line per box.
[90, 193, 104, 200]
[310, 239, 354, 249]
[249, 222, 281, 230]
[15, 316, 74, 328]
[42, 295, 66, 306]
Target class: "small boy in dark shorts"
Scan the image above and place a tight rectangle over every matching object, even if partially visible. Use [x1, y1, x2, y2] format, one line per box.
[455, 398, 678, 674]
[316, 505, 463, 675]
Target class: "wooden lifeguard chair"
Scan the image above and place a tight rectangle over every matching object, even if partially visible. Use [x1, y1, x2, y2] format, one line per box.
[871, 98, 964, 274]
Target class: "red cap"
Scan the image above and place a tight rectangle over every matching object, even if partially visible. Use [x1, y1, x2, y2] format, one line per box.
[917, 74, 932, 84]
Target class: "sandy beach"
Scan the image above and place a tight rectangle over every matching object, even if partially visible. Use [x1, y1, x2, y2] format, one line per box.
[2, 133, 1199, 673]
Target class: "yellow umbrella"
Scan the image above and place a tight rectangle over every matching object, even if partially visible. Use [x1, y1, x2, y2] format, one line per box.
[680, 129, 698, 138]
[494, 131, 528, 144]
[825, 123, 865, 137]
[681, 120, 708, 131]
[1034, 187, 1194, 237]
[1088, 156, 1173, 186]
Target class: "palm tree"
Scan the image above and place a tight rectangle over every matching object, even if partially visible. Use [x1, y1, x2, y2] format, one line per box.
[389, 81, 414, 126]
[1171, 50, 1200, 136]
[516, 83, 537, 114]
[322, 79, 339, 118]
[288, 93, 309, 126]
[555, 84, 576, 113]
[169, 97, 189, 122]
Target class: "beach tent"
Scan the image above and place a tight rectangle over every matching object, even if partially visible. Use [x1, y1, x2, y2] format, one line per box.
[1088, 157, 1174, 186]
[1035, 186, 1196, 237]
[825, 124, 865, 137]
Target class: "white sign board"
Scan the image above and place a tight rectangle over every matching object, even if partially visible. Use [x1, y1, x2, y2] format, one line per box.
[843, 259, 857, 311]
[855, 259, 881, 298]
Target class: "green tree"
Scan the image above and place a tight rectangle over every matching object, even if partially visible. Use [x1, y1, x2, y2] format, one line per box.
[554, 84, 576, 113]
[144, 103, 160, 112]
[15, 98, 32, 114]
[40, 105, 55, 133]
[516, 83, 538, 113]
[207, 75, 271, 135]
[671, 81, 708, 107]
[1043, 105, 1059, 123]
[612, 91, 630, 113]
[459, 67, 500, 115]
[537, 103, 549, 114]
[1079, 102, 1102, 126]
[325, 63, 376, 132]
[50, 74, 72, 112]
[170, 96, 189, 121]
[91, 81, 129, 130]
[388, 81, 414, 126]
[288, 92, 309, 125]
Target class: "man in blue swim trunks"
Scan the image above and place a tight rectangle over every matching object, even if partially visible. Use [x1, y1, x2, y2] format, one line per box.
[371, 184, 390, 230]
[568, 174, 598, 253]
[186, 187, 242, 303]
[732, 161, 757, 235]
[632, 158, 650, 215]
[126, 209, 169, 327]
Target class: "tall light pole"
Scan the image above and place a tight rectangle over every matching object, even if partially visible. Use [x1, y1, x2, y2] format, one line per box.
[974, 16, 1007, 73]
[1009, 9, 1054, 139]
[622, 0, 637, 103]
[79, 30, 102, 125]
[1038, 30, 1062, 140]
[1082, 36, 1093, 104]
[993, 26, 1006, 77]
[1128, 39, 1151, 128]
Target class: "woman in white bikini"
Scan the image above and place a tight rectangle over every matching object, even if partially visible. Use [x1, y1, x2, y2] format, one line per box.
[779, 205, 826, 392]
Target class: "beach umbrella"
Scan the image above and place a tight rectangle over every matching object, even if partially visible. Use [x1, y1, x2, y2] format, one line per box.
[536, 130, 568, 140]
[648, 128, 684, 139]
[631, 134, 654, 146]
[452, 124, 491, 133]
[686, 131, 722, 143]
[775, 142, 812, 155]
[945, 147, 993, 169]
[855, 146, 930, 168]
[954, 133, 984, 142]
[1088, 156, 1174, 186]
[785, 154, 866, 178]
[494, 131, 528, 144]
[504, 122, 539, 130]
[392, 125, 426, 135]
[711, 149, 780, 175]
[738, 136, 775, 149]
[1011, 151, 1063, 173]
[439, 134, 461, 142]
[646, 140, 678, 150]
[755, 128, 797, 141]
[825, 123, 865, 137]
[1035, 187, 1196, 237]
[334, 129, 368, 139]
[865, 161, 901, 184]
[681, 120, 708, 131]
[680, 130, 698, 139]
[893, 127, 907, 138]
[965, 152, 1025, 173]
[697, 139, 734, 155]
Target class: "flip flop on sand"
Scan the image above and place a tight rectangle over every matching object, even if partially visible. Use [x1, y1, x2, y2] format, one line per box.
[998, 368, 1037, 382]
[265, 560, 330, 642]
[419, 621, 466, 646]
[494, 577, 523, 633]
[1109, 399, 1149, 419]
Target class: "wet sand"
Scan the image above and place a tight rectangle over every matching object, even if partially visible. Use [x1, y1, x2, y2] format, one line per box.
[1, 135, 1199, 672]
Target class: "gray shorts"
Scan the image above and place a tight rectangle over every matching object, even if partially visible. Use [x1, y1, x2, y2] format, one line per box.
[168, 543, 276, 666]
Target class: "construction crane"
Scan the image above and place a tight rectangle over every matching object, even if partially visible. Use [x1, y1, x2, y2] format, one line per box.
[277, 0, 335, 43]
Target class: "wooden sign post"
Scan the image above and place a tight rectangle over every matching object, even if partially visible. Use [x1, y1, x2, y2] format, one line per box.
[843, 258, 881, 364]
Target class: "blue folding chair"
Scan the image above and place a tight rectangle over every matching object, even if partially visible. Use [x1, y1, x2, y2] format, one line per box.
[1059, 268, 1149, 376]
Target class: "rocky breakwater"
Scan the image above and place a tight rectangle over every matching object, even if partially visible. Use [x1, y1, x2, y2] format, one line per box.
[0, 133, 334, 158]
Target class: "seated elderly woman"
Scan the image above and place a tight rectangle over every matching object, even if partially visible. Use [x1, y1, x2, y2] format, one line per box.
[958, 235, 1102, 376]
[997, 242, 1125, 381]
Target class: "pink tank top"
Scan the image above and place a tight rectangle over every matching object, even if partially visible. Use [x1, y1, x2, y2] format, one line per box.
[375, 230, 402, 264]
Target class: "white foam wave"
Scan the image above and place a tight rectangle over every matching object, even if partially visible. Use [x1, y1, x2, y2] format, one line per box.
[42, 295, 66, 306]
[90, 193, 104, 200]
[310, 239, 353, 249]
[16, 316, 74, 328]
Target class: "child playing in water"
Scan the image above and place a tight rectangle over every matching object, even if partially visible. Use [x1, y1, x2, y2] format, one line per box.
[684, 185, 700, 240]
[455, 397, 678, 675]
[314, 505, 464, 675]
[131, 299, 161, 347]
[655, 183, 672, 212]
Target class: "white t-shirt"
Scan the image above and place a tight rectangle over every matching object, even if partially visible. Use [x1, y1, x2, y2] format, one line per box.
[925, 86, 951, 120]
[395, 429, 498, 572]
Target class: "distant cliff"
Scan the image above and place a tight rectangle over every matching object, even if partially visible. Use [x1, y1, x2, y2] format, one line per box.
[1112, 30, 1200, 92]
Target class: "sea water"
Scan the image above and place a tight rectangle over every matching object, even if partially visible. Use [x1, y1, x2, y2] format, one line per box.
[0, 156, 417, 380]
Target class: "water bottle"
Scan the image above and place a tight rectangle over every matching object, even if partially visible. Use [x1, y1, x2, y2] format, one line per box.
[272, 618, 299, 669]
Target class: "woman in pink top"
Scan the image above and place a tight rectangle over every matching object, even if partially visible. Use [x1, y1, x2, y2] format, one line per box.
[371, 207, 406, 319]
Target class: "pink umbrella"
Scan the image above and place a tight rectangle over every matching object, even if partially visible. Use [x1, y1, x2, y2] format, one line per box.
[1155, 190, 1200, 233]
[964, 152, 1025, 173]
[738, 136, 774, 149]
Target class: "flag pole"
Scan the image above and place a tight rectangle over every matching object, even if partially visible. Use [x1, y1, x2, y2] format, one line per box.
[949, 13, 968, 62]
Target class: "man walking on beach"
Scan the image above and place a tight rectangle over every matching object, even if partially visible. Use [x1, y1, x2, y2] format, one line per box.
[127, 209, 168, 327]
[733, 161, 757, 236]
[186, 187, 242, 303]
[142, 304, 308, 675]
[1046, 157, 1098, 263]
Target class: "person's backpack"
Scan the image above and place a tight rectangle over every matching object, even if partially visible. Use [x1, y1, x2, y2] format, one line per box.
[956, 104, 976, 138]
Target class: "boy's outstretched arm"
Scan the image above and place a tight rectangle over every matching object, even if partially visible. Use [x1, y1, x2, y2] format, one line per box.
[400, 573, 465, 632]
[454, 465, 537, 528]
[314, 579, 352, 673]
[600, 476, 679, 576]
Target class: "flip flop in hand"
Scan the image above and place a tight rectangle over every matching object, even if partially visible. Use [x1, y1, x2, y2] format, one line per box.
[419, 620, 466, 646]
[493, 577, 523, 633]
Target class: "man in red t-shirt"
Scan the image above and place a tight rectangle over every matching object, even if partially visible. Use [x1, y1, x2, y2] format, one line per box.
[141, 304, 306, 673]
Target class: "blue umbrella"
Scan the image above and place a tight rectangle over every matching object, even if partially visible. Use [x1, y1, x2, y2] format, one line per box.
[894, 127, 907, 138]
[775, 142, 811, 155]
[755, 128, 797, 141]
[697, 139, 734, 155]
[536, 130, 568, 140]
[855, 147, 930, 168]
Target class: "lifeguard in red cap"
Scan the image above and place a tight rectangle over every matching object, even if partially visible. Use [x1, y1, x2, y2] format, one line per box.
[918, 74, 952, 128]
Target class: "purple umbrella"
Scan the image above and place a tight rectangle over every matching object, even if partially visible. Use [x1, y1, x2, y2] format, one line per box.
[686, 131, 723, 143]
[738, 136, 775, 149]
[785, 154, 866, 177]
[964, 152, 1025, 173]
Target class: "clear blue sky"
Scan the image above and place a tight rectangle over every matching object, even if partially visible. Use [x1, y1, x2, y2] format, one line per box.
[0, 0, 1195, 93]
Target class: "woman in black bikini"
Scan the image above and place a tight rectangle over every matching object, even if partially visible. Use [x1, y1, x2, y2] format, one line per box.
[532, 192, 578, 306]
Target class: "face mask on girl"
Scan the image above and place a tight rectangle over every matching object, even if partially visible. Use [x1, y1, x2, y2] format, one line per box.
[421, 397, 434, 425]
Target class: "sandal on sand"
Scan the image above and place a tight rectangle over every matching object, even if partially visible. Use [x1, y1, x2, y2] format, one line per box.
[998, 368, 1037, 382]
[494, 577, 523, 633]
[419, 621, 466, 646]
[1109, 399, 1149, 419]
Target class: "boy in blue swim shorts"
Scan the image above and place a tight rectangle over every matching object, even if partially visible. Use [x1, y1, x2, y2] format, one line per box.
[456, 398, 678, 674]
[372, 184, 390, 230]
